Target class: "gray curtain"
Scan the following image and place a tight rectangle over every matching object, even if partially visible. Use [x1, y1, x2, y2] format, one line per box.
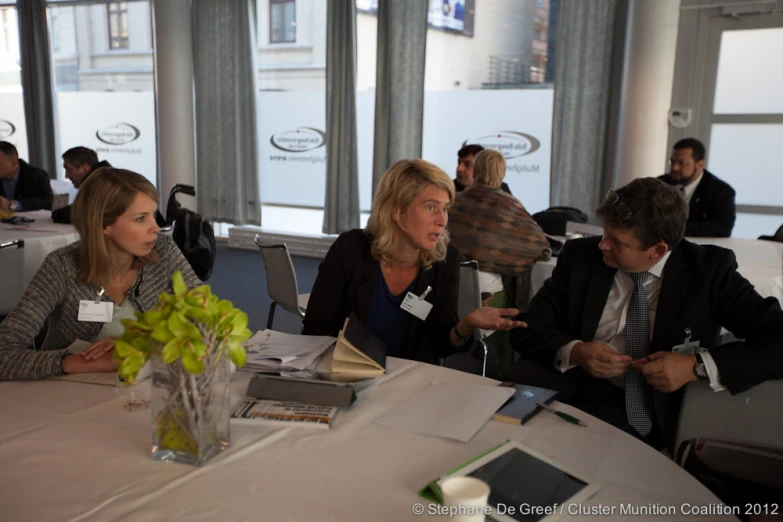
[371, 0, 428, 197]
[323, 0, 360, 234]
[192, 0, 260, 225]
[550, 0, 627, 214]
[18, 0, 56, 178]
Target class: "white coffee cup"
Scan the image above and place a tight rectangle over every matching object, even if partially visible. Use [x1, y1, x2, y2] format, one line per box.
[440, 476, 491, 522]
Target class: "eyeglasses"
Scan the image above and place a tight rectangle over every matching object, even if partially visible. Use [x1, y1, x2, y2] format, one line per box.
[605, 190, 634, 220]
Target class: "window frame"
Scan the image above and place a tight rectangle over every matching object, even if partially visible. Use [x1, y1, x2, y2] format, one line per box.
[269, 0, 296, 44]
[107, 1, 129, 50]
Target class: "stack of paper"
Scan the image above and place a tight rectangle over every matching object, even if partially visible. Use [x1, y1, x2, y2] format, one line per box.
[243, 330, 335, 372]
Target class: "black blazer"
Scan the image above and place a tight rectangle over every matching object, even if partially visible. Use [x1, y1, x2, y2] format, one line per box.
[659, 170, 736, 237]
[0, 160, 53, 211]
[303, 229, 462, 363]
[511, 236, 783, 445]
[454, 178, 512, 196]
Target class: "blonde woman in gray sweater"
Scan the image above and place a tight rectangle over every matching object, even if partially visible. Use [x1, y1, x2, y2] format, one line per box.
[0, 168, 200, 380]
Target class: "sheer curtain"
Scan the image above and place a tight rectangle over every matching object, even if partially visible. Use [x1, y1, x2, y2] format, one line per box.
[323, 0, 360, 234]
[192, 0, 261, 225]
[371, 0, 428, 197]
[550, 0, 627, 214]
[18, 0, 56, 177]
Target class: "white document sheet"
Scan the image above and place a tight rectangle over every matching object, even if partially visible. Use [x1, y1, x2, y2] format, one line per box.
[373, 383, 515, 442]
[244, 330, 335, 371]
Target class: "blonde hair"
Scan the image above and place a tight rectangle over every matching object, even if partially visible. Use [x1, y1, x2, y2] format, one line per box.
[71, 168, 159, 285]
[366, 159, 455, 269]
[474, 149, 507, 188]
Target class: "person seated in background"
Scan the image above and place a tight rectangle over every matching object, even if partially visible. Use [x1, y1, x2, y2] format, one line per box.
[0, 141, 53, 211]
[52, 146, 112, 224]
[505, 177, 783, 450]
[454, 144, 512, 195]
[658, 137, 735, 237]
[448, 149, 551, 373]
[303, 158, 525, 363]
[0, 168, 201, 381]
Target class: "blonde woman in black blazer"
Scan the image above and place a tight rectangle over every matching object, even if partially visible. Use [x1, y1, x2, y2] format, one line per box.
[303, 159, 525, 363]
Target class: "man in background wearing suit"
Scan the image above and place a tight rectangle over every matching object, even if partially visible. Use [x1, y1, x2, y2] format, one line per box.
[0, 141, 53, 211]
[454, 144, 512, 195]
[507, 177, 783, 450]
[52, 146, 112, 224]
[659, 137, 735, 237]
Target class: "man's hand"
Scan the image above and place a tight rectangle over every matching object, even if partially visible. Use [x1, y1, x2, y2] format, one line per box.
[571, 341, 632, 378]
[632, 351, 697, 392]
[0, 195, 10, 211]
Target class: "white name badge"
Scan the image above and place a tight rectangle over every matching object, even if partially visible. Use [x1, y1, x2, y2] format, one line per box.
[400, 292, 433, 321]
[78, 300, 114, 323]
[672, 341, 702, 355]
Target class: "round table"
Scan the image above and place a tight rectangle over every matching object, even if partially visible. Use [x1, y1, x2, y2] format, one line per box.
[0, 358, 729, 521]
[0, 210, 79, 285]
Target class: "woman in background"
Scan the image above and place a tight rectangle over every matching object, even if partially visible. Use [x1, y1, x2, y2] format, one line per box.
[303, 158, 525, 363]
[448, 149, 551, 373]
[0, 168, 201, 380]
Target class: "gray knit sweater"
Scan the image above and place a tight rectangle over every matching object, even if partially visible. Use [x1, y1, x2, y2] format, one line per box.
[0, 235, 201, 380]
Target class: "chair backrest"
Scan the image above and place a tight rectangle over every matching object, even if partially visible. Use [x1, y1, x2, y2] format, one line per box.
[0, 240, 25, 316]
[532, 206, 588, 236]
[458, 260, 482, 321]
[675, 379, 783, 456]
[254, 235, 302, 315]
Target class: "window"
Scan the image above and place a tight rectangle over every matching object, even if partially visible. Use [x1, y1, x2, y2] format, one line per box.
[108, 1, 128, 50]
[421, 0, 556, 215]
[0, 6, 29, 160]
[270, 0, 295, 44]
[46, 1, 157, 188]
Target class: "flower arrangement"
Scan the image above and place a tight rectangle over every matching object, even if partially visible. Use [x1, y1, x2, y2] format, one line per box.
[115, 271, 251, 465]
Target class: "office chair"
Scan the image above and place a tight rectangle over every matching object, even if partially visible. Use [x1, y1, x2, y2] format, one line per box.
[254, 235, 310, 329]
[0, 240, 25, 316]
[440, 260, 490, 377]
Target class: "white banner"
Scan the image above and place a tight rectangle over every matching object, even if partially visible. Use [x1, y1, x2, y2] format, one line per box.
[0, 92, 29, 163]
[56, 92, 157, 187]
[257, 89, 554, 215]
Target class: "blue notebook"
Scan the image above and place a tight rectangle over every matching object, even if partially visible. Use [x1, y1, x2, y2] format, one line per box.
[492, 383, 558, 425]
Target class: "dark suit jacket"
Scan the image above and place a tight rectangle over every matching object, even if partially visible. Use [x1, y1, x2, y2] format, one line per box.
[0, 160, 53, 211]
[51, 160, 112, 224]
[454, 178, 512, 196]
[659, 170, 735, 237]
[511, 236, 783, 446]
[303, 229, 462, 363]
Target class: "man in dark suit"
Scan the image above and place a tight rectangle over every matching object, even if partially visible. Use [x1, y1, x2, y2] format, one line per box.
[659, 138, 735, 237]
[0, 141, 53, 211]
[454, 144, 512, 195]
[52, 146, 112, 224]
[506, 177, 783, 450]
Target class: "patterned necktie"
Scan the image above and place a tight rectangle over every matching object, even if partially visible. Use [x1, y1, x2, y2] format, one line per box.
[625, 271, 654, 436]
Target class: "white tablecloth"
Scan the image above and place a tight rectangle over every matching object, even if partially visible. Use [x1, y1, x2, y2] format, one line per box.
[531, 236, 783, 304]
[0, 359, 729, 522]
[0, 210, 79, 285]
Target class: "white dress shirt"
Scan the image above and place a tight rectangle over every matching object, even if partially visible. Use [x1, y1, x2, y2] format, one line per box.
[680, 171, 703, 204]
[555, 251, 724, 391]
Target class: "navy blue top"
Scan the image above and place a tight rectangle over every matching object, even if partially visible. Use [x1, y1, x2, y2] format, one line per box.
[366, 270, 416, 358]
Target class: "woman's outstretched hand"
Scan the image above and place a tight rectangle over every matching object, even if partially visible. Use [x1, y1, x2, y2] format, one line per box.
[464, 307, 527, 331]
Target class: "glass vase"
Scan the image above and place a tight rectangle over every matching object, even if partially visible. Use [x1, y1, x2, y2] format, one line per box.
[150, 355, 231, 466]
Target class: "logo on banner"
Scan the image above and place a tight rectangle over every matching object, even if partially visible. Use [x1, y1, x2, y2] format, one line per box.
[96, 123, 141, 145]
[0, 120, 16, 139]
[270, 127, 326, 153]
[466, 131, 541, 159]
